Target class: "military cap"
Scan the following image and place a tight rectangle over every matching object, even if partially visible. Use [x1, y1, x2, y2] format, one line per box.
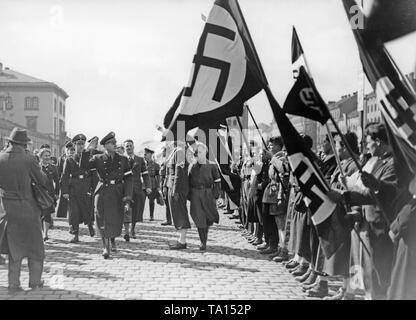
[88, 136, 99, 143]
[65, 141, 74, 149]
[72, 134, 87, 143]
[100, 132, 116, 145]
[144, 147, 154, 154]
[40, 144, 51, 149]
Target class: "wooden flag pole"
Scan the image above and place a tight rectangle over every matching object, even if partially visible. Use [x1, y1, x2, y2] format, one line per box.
[246, 105, 268, 150]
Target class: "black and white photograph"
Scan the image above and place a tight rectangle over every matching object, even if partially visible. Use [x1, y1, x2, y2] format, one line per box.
[0, 0, 416, 308]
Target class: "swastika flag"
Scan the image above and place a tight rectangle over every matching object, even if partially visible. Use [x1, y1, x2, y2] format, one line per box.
[265, 86, 349, 259]
[163, 0, 265, 135]
[343, 0, 416, 187]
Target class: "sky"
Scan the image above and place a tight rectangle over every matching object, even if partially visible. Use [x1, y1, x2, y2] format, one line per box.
[1, 0, 415, 148]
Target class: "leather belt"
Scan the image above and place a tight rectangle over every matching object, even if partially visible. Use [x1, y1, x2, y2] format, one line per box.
[102, 180, 122, 186]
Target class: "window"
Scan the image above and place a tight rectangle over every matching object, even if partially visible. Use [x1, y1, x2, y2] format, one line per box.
[54, 99, 57, 112]
[63, 104, 65, 117]
[26, 116, 37, 131]
[25, 97, 31, 110]
[32, 97, 39, 110]
[59, 102, 63, 115]
[25, 97, 39, 110]
[59, 119, 65, 135]
[54, 117, 57, 135]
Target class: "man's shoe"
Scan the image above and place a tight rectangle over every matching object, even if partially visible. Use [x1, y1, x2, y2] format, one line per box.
[285, 260, 299, 269]
[69, 235, 79, 243]
[295, 267, 312, 282]
[302, 278, 319, 292]
[291, 264, 309, 276]
[199, 243, 207, 251]
[102, 248, 110, 259]
[272, 248, 289, 263]
[8, 286, 24, 294]
[260, 247, 278, 255]
[131, 231, 136, 239]
[43, 236, 49, 242]
[248, 237, 258, 244]
[88, 225, 95, 237]
[252, 239, 263, 246]
[257, 243, 269, 250]
[301, 269, 318, 286]
[307, 280, 329, 298]
[29, 281, 44, 290]
[161, 221, 172, 226]
[169, 242, 187, 250]
[150, 217, 154, 221]
[324, 288, 346, 300]
[124, 234, 130, 242]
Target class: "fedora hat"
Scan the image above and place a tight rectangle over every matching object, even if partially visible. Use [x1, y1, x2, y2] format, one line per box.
[6, 127, 31, 144]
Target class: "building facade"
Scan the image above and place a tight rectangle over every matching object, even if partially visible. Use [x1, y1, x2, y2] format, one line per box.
[0, 62, 69, 156]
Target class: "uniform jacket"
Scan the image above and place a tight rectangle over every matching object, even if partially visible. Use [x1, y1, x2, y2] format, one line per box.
[127, 154, 150, 191]
[60, 150, 95, 196]
[89, 152, 133, 202]
[145, 159, 160, 190]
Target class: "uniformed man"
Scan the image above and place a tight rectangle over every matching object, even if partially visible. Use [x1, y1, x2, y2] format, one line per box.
[87, 136, 100, 154]
[160, 145, 172, 226]
[56, 141, 75, 225]
[61, 134, 95, 243]
[124, 139, 151, 240]
[89, 132, 133, 259]
[166, 140, 191, 250]
[144, 148, 160, 221]
[116, 144, 125, 156]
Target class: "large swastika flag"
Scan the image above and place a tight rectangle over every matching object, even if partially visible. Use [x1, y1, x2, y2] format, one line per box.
[163, 0, 265, 134]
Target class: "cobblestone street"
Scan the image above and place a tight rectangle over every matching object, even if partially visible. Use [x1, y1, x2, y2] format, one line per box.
[0, 204, 325, 300]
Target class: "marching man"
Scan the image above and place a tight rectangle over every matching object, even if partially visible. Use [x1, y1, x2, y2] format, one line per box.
[89, 132, 133, 259]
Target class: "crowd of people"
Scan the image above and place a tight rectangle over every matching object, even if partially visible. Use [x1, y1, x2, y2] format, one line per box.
[0, 123, 415, 300]
[222, 122, 415, 300]
[0, 127, 222, 293]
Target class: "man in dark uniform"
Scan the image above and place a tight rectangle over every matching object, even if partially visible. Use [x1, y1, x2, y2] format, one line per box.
[167, 140, 191, 250]
[124, 139, 151, 240]
[89, 132, 133, 259]
[144, 148, 160, 221]
[61, 134, 95, 243]
[160, 145, 172, 226]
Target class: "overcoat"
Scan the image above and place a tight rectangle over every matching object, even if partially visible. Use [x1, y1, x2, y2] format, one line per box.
[61, 150, 95, 226]
[346, 152, 397, 298]
[0, 146, 46, 261]
[89, 152, 133, 238]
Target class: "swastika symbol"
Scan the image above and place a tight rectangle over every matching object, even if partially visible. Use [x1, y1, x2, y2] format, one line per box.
[184, 23, 236, 102]
[299, 88, 325, 117]
[293, 160, 327, 215]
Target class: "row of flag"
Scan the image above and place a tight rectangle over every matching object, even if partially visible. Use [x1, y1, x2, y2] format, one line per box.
[162, 0, 416, 259]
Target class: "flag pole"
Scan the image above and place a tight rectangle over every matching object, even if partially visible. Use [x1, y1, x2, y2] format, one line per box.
[246, 104, 268, 150]
[235, 115, 251, 156]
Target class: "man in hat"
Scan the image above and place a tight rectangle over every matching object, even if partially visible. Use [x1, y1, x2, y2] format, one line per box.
[144, 147, 160, 221]
[56, 141, 75, 221]
[0, 127, 47, 293]
[124, 139, 151, 239]
[89, 132, 133, 258]
[87, 136, 100, 154]
[61, 134, 95, 243]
